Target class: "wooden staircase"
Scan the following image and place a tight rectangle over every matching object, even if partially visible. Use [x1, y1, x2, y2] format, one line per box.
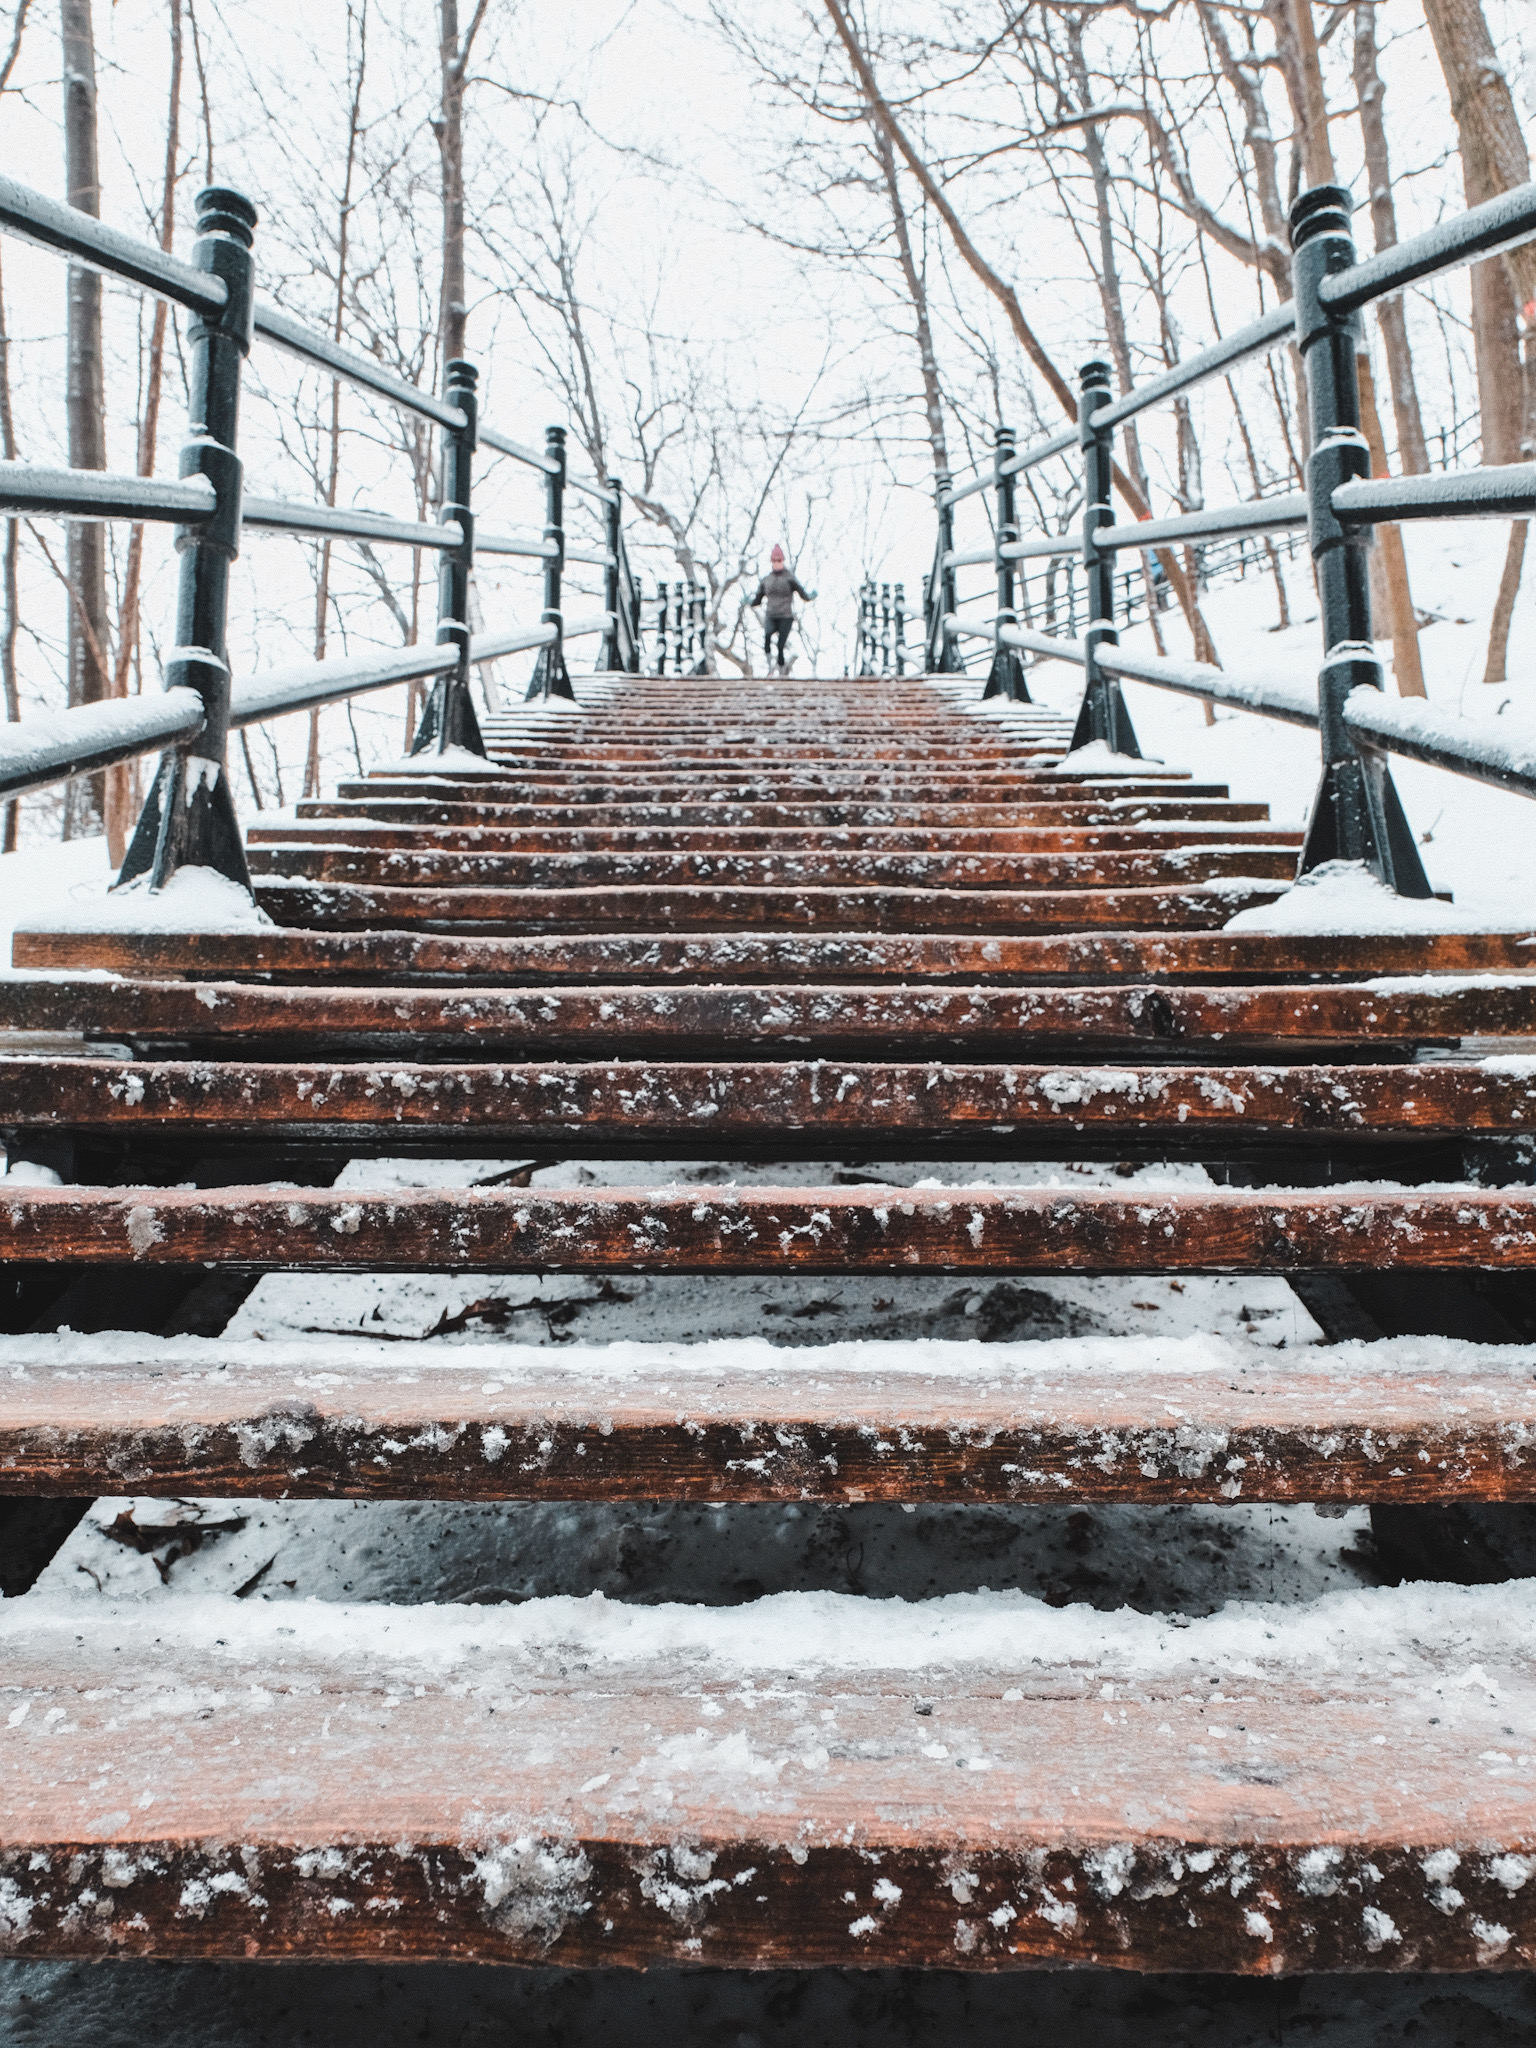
[4, 671, 1536, 1974]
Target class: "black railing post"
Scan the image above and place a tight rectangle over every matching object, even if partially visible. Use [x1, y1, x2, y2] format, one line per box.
[984, 423, 1031, 702]
[119, 187, 256, 894]
[1291, 183, 1429, 894]
[597, 477, 625, 672]
[1069, 359, 1140, 756]
[672, 584, 684, 675]
[894, 582, 906, 675]
[412, 357, 484, 755]
[526, 424, 572, 701]
[656, 582, 669, 674]
[626, 540, 642, 672]
[879, 581, 891, 675]
[931, 471, 962, 673]
[860, 580, 875, 675]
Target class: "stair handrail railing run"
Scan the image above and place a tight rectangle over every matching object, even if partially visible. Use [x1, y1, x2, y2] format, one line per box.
[852, 577, 908, 678]
[927, 176, 1536, 896]
[0, 169, 642, 890]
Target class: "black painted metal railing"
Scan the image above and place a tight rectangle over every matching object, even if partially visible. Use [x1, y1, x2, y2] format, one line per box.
[925, 178, 1536, 895]
[853, 579, 905, 677]
[0, 171, 643, 890]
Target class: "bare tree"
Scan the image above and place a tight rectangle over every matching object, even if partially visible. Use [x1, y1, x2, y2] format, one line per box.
[305, 0, 369, 799]
[436, 0, 490, 363]
[1351, 2, 1428, 475]
[1422, 0, 1535, 684]
[0, 0, 31, 853]
[61, 0, 110, 840]
[108, 0, 186, 862]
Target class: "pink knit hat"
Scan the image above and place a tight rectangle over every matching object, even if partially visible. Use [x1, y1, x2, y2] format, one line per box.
[770, 545, 785, 565]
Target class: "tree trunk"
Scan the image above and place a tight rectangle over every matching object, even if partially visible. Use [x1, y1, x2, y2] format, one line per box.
[1357, 351, 1426, 697]
[106, 0, 183, 865]
[438, 0, 467, 363]
[872, 123, 949, 481]
[1352, 2, 1429, 474]
[1422, 0, 1536, 678]
[0, 244, 16, 854]
[61, 0, 110, 842]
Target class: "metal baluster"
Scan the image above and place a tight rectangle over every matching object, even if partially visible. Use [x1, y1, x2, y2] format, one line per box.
[119, 186, 257, 892]
[1069, 359, 1139, 755]
[1290, 184, 1428, 893]
[893, 582, 905, 676]
[412, 358, 483, 754]
[597, 477, 624, 672]
[526, 424, 572, 700]
[656, 582, 669, 675]
[672, 583, 684, 675]
[984, 425, 1030, 702]
[933, 472, 961, 672]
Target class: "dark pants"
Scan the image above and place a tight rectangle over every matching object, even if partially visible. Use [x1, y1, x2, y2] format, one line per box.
[763, 615, 792, 668]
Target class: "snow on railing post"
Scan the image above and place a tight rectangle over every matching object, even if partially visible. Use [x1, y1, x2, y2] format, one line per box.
[894, 582, 906, 676]
[597, 477, 626, 672]
[655, 582, 668, 675]
[984, 423, 1031, 702]
[1069, 359, 1140, 757]
[526, 424, 573, 700]
[1290, 183, 1430, 896]
[411, 357, 485, 756]
[930, 469, 962, 673]
[118, 187, 257, 896]
[879, 581, 890, 675]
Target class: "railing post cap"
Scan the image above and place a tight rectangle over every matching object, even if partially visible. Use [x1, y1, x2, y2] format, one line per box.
[445, 358, 479, 386]
[1291, 183, 1354, 246]
[195, 187, 257, 244]
[1078, 357, 1113, 389]
[545, 424, 567, 444]
[993, 423, 1015, 446]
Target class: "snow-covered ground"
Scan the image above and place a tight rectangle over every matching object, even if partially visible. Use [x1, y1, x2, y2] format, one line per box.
[1022, 520, 1536, 927]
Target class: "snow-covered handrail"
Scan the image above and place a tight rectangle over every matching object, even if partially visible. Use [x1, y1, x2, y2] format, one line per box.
[925, 171, 1536, 893]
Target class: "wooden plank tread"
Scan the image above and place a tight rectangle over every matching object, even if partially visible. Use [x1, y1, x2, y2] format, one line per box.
[12, 931, 1536, 985]
[6, 1056, 1536, 1139]
[3, 1597, 1535, 1968]
[7, 1184, 1536, 1271]
[4, 1332, 1535, 1503]
[4, 977, 1533, 1049]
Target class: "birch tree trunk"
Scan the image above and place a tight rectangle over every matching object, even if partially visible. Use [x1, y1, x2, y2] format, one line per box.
[61, 0, 110, 842]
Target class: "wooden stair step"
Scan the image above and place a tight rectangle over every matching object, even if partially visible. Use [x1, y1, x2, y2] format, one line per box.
[5, 1332, 1536, 1503]
[3, 1598, 1534, 1969]
[8, 1184, 1536, 1271]
[248, 879, 1286, 935]
[243, 847, 1299, 891]
[251, 823, 1303, 854]
[339, 778, 1217, 806]
[5, 975, 1531, 1049]
[302, 800, 1279, 828]
[27, 929, 1518, 985]
[7, 1057, 1534, 1144]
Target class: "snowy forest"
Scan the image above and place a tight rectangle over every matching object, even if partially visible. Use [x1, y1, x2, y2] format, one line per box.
[0, 0, 1532, 866]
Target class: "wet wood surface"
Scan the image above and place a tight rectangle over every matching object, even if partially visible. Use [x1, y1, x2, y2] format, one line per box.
[7, 1184, 1536, 1270]
[12, 928, 1536, 985]
[3, 1351, 1535, 1502]
[7, 1056, 1536, 1139]
[3, 974, 1530, 1047]
[3, 1611, 1535, 1968]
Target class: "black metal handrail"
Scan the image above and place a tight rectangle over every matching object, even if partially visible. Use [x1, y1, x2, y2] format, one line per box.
[925, 175, 1536, 893]
[0, 169, 643, 892]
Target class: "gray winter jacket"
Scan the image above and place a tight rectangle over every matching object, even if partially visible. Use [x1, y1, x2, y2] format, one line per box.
[751, 568, 810, 619]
